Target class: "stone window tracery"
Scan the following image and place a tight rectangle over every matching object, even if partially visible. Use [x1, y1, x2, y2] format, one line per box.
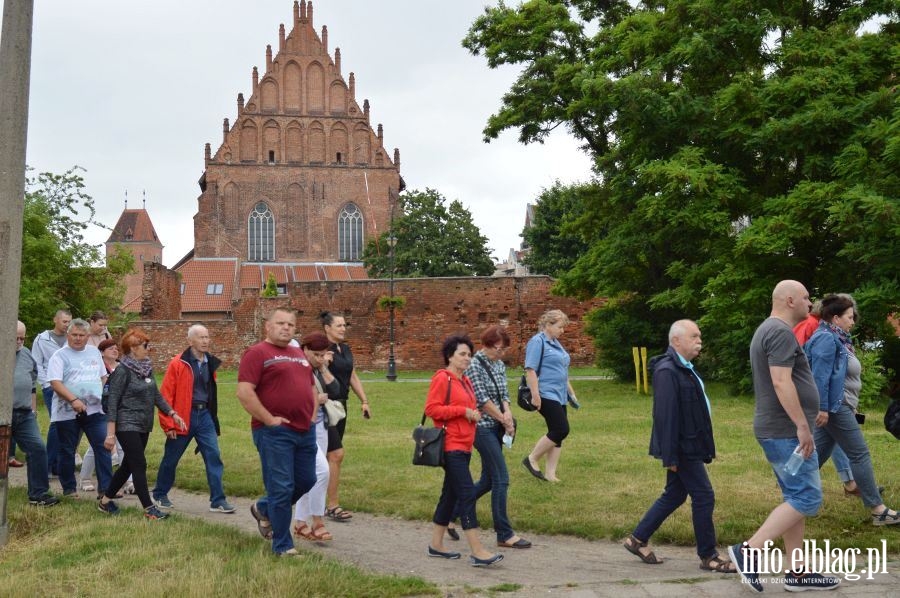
[338, 203, 363, 261]
[248, 201, 275, 261]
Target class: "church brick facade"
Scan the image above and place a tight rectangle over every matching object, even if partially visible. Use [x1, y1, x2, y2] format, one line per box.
[194, 0, 401, 265]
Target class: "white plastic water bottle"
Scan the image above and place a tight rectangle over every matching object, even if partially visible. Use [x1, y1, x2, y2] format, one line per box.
[783, 446, 805, 476]
[502, 433, 514, 449]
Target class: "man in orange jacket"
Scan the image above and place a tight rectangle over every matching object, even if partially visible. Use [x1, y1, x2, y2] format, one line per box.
[152, 325, 234, 513]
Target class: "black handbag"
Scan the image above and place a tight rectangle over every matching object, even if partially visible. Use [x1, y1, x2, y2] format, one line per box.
[412, 375, 452, 467]
[412, 425, 445, 467]
[517, 340, 545, 412]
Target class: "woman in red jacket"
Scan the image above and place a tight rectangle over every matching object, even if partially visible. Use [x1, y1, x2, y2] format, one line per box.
[424, 335, 503, 567]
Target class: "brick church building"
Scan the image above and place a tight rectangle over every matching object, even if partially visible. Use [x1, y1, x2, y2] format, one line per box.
[110, 1, 402, 317]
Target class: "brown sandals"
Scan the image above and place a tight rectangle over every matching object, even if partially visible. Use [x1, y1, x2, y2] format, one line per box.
[294, 520, 333, 541]
[700, 554, 737, 573]
[623, 535, 663, 564]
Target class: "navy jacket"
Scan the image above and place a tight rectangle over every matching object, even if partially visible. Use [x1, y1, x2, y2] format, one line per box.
[647, 346, 716, 467]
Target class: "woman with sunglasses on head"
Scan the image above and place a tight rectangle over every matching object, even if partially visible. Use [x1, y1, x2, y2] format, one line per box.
[320, 311, 370, 523]
[98, 329, 185, 519]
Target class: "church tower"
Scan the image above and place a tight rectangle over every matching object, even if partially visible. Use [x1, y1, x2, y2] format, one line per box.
[106, 197, 163, 311]
[193, 0, 402, 265]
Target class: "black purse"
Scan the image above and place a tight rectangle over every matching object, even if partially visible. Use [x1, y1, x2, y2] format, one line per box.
[517, 340, 544, 412]
[412, 375, 452, 467]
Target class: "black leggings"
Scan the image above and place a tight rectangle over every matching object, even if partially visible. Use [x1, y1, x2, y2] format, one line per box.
[538, 399, 570, 447]
[106, 431, 151, 508]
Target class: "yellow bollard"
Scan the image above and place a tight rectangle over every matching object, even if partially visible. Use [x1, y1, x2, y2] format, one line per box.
[633, 347, 641, 393]
[641, 347, 649, 394]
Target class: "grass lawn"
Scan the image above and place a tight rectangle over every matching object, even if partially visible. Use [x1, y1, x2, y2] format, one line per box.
[5, 370, 897, 593]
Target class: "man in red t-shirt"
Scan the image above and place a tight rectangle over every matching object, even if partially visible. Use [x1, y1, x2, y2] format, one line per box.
[238, 307, 317, 557]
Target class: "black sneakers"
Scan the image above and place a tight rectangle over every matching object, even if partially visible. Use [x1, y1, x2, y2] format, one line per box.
[28, 494, 60, 507]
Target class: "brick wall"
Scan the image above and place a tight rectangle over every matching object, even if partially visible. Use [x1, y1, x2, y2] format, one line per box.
[140, 262, 181, 321]
[132, 275, 602, 372]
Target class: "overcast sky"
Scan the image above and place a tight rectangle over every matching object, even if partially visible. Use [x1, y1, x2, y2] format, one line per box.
[10, 0, 593, 266]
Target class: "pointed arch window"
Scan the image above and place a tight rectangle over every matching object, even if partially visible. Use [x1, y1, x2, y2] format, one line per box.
[248, 201, 275, 261]
[338, 203, 364, 261]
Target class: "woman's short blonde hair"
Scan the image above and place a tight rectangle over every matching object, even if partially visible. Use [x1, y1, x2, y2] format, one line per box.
[538, 309, 569, 330]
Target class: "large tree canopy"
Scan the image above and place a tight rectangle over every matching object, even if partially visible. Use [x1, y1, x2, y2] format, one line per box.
[522, 181, 594, 277]
[20, 168, 133, 340]
[363, 188, 495, 278]
[466, 1, 899, 387]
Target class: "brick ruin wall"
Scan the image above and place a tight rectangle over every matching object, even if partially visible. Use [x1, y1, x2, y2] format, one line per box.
[136, 270, 603, 372]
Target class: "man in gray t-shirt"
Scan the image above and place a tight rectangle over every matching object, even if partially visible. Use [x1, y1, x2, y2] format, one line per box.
[751, 317, 819, 439]
[728, 281, 841, 593]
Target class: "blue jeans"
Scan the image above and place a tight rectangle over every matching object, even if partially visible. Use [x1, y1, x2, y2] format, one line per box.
[433, 451, 479, 530]
[815, 404, 883, 508]
[466, 426, 514, 542]
[153, 407, 226, 506]
[11, 409, 50, 500]
[42, 387, 59, 475]
[759, 437, 822, 516]
[252, 425, 317, 554]
[55, 413, 112, 495]
[633, 460, 717, 559]
[831, 445, 853, 483]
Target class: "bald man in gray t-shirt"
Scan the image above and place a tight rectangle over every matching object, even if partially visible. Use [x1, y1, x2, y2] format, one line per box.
[750, 317, 819, 439]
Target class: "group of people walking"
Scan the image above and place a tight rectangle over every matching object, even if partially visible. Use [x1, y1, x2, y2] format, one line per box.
[10, 284, 890, 580]
[12, 311, 233, 521]
[622, 281, 895, 593]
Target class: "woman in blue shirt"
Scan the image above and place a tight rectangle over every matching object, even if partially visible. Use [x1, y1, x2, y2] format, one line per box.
[521, 310, 578, 483]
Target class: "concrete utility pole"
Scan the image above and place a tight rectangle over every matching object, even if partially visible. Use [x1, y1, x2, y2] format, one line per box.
[0, 0, 35, 547]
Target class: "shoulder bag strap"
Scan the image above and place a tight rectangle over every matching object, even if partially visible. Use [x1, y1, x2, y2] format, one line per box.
[477, 354, 504, 413]
[532, 337, 546, 377]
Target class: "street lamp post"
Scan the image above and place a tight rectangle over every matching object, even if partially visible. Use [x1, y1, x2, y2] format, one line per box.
[386, 192, 397, 382]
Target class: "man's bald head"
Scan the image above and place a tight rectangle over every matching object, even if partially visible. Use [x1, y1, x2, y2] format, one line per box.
[771, 280, 812, 326]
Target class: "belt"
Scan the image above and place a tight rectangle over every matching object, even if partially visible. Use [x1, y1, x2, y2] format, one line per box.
[192, 403, 208, 411]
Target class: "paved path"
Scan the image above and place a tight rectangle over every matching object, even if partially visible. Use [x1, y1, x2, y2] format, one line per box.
[7, 467, 898, 596]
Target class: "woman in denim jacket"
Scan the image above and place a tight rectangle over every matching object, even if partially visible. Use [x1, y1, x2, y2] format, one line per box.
[805, 294, 898, 526]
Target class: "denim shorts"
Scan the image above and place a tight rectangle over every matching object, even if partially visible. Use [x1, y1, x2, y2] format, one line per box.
[758, 437, 823, 516]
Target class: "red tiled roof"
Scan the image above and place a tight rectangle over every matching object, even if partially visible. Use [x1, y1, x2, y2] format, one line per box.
[261, 264, 291, 284]
[107, 209, 161, 244]
[176, 258, 238, 313]
[347, 265, 368, 280]
[292, 265, 320, 282]
[176, 260, 368, 314]
[322, 265, 352, 280]
[121, 280, 143, 313]
[239, 265, 260, 289]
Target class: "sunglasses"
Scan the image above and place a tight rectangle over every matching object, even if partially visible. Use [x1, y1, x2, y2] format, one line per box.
[142, 342, 151, 349]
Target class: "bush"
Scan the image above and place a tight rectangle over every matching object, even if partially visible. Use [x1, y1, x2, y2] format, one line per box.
[858, 346, 893, 413]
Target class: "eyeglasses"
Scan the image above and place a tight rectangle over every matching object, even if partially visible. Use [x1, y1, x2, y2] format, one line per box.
[16, 336, 26, 341]
[491, 345, 507, 352]
[142, 342, 151, 349]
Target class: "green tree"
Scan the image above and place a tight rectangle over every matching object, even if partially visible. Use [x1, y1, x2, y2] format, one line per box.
[522, 181, 594, 277]
[261, 272, 278, 297]
[363, 188, 495, 278]
[20, 167, 134, 340]
[465, 1, 899, 387]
